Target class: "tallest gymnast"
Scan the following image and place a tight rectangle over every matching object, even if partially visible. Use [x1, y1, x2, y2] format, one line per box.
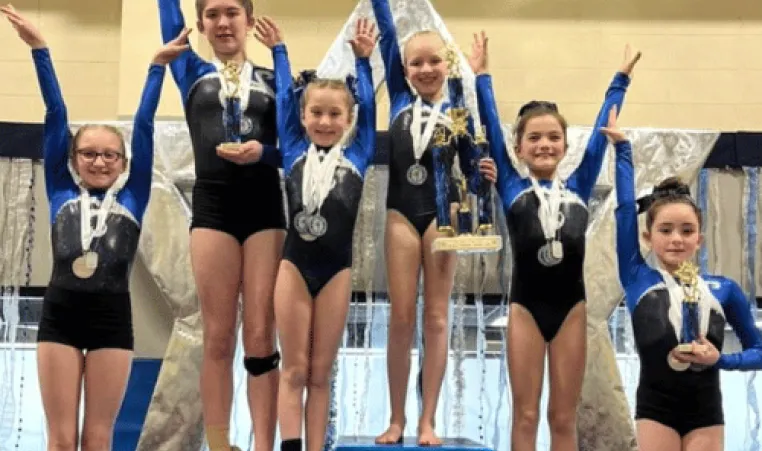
[157, 1, 284, 450]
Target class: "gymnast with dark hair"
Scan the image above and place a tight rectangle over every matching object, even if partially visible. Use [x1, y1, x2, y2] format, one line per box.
[1, 4, 182, 449]
[607, 106, 762, 451]
[470, 31, 640, 450]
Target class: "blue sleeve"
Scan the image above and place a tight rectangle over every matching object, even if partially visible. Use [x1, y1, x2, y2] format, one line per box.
[258, 144, 282, 168]
[32, 48, 76, 204]
[158, 0, 208, 101]
[476, 74, 518, 201]
[569, 72, 631, 202]
[613, 140, 644, 312]
[370, 0, 411, 120]
[717, 279, 762, 371]
[345, 56, 376, 175]
[272, 43, 307, 174]
[125, 64, 165, 223]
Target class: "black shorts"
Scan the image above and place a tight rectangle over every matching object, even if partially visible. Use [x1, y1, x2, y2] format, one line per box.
[191, 178, 286, 244]
[37, 286, 134, 351]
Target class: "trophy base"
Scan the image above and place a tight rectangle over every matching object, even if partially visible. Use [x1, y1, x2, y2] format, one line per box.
[218, 142, 241, 152]
[676, 343, 694, 353]
[432, 234, 503, 254]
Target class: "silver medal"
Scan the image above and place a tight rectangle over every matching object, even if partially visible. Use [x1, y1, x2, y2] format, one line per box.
[406, 163, 428, 186]
[294, 211, 310, 235]
[308, 214, 328, 238]
[240, 116, 253, 135]
[537, 241, 563, 267]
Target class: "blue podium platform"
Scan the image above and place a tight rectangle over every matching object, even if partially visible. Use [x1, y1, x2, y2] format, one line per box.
[336, 436, 493, 451]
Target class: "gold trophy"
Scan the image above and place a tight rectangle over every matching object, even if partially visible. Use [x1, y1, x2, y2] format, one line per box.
[431, 45, 502, 254]
[667, 260, 702, 371]
[219, 60, 243, 152]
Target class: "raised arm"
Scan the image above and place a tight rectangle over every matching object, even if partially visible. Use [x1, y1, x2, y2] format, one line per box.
[125, 63, 166, 223]
[370, 0, 411, 118]
[158, 0, 208, 101]
[716, 279, 762, 371]
[598, 104, 646, 308]
[271, 44, 305, 173]
[347, 56, 377, 174]
[32, 48, 74, 202]
[475, 75, 517, 200]
[469, 32, 518, 200]
[570, 47, 640, 202]
[613, 140, 646, 304]
[4, 4, 76, 202]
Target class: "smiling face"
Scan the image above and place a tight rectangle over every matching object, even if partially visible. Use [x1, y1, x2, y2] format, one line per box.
[514, 111, 568, 179]
[71, 126, 127, 190]
[403, 31, 448, 100]
[196, 0, 254, 59]
[301, 81, 354, 148]
[644, 200, 703, 272]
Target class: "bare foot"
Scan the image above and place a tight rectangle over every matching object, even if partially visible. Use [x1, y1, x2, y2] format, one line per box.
[417, 423, 442, 446]
[375, 423, 404, 444]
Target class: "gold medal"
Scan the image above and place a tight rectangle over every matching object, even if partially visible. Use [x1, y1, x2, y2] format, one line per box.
[72, 251, 98, 279]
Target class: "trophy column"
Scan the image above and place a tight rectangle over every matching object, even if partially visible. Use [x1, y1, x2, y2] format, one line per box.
[667, 260, 702, 372]
[431, 46, 502, 254]
[220, 60, 243, 151]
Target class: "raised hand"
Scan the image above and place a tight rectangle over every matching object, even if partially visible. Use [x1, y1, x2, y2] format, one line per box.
[599, 105, 627, 144]
[619, 43, 642, 77]
[253, 16, 283, 49]
[153, 27, 191, 66]
[348, 17, 377, 58]
[468, 30, 488, 75]
[1, 4, 46, 49]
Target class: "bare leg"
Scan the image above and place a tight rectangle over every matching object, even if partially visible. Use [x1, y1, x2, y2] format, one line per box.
[37, 342, 85, 451]
[375, 211, 422, 444]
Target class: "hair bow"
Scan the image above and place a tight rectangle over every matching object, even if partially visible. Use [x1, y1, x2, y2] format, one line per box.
[636, 184, 692, 214]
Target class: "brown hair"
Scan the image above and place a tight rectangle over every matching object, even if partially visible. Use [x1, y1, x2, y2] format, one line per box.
[513, 103, 568, 146]
[300, 79, 355, 119]
[69, 125, 126, 164]
[645, 177, 702, 230]
[195, 0, 254, 20]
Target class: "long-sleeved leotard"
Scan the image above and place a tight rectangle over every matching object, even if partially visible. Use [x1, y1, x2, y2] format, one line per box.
[158, 0, 285, 243]
[273, 43, 375, 297]
[476, 71, 630, 342]
[35, 48, 162, 351]
[371, 0, 479, 237]
[614, 140, 762, 436]
[37, 48, 162, 294]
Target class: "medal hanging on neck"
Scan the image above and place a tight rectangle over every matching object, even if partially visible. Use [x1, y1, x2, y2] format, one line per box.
[72, 188, 118, 279]
[531, 176, 565, 267]
[407, 96, 444, 186]
[296, 143, 342, 241]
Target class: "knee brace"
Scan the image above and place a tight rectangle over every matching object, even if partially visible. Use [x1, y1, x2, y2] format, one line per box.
[244, 351, 280, 377]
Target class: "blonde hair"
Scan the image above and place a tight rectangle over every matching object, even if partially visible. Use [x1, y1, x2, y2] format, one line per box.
[402, 30, 445, 64]
[69, 124, 126, 164]
[300, 79, 355, 119]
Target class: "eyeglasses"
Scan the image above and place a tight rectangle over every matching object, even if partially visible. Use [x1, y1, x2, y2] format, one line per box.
[518, 100, 559, 118]
[76, 150, 124, 164]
